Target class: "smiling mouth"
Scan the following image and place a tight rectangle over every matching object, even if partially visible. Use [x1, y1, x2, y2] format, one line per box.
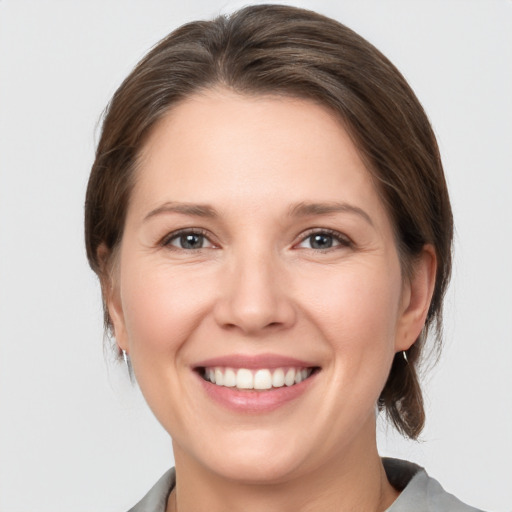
[198, 366, 319, 391]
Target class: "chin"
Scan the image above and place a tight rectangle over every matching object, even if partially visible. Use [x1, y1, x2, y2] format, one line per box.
[185, 429, 311, 485]
[209, 452, 304, 485]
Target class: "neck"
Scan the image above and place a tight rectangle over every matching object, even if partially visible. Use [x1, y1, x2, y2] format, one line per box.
[167, 421, 399, 512]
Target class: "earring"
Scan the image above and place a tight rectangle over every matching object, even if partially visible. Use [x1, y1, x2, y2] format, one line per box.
[122, 349, 135, 383]
[402, 350, 409, 363]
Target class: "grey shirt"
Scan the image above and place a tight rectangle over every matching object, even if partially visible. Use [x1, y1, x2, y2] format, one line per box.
[128, 458, 483, 512]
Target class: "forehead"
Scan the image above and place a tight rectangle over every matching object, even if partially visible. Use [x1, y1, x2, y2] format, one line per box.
[131, 88, 388, 227]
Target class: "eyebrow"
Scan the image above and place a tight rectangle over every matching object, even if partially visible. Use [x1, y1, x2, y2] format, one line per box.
[143, 200, 373, 226]
[288, 201, 374, 226]
[143, 202, 218, 222]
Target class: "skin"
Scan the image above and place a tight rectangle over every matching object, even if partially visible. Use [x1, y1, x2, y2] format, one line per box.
[105, 89, 436, 512]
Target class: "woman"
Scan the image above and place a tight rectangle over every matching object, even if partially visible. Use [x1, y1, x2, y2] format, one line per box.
[85, 5, 482, 511]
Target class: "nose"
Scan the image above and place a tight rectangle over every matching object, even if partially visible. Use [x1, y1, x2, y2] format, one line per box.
[213, 249, 297, 335]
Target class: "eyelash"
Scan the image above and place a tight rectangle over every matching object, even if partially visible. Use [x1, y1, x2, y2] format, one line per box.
[295, 228, 353, 251]
[160, 228, 214, 250]
[159, 228, 352, 251]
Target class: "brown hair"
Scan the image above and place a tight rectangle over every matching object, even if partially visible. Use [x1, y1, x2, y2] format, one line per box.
[85, 4, 453, 439]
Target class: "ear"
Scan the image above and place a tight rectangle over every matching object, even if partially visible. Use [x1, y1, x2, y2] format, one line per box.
[395, 244, 437, 352]
[97, 244, 129, 352]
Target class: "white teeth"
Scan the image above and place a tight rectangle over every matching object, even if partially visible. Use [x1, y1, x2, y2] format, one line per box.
[284, 368, 295, 386]
[224, 368, 236, 387]
[272, 368, 285, 388]
[203, 366, 314, 390]
[298, 369, 308, 383]
[236, 368, 253, 389]
[254, 369, 272, 390]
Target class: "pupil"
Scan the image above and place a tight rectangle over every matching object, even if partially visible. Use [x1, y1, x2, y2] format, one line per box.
[181, 234, 203, 249]
[311, 234, 332, 249]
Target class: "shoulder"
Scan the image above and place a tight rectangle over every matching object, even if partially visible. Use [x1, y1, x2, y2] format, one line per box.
[127, 468, 175, 512]
[383, 458, 485, 512]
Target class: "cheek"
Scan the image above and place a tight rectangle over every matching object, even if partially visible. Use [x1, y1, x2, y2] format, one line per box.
[119, 259, 215, 359]
[300, 260, 403, 360]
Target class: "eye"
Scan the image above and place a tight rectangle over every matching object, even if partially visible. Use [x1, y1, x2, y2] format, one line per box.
[296, 230, 351, 250]
[162, 229, 215, 250]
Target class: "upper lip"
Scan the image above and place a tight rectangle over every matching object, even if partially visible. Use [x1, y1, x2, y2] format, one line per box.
[194, 353, 318, 370]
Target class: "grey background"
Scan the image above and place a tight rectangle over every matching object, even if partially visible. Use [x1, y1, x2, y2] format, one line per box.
[0, 1, 510, 511]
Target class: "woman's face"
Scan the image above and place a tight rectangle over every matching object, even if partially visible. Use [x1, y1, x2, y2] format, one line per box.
[109, 89, 427, 483]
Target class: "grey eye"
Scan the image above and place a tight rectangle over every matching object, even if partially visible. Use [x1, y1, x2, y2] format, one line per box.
[308, 233, 334, 249]
[175, 233, 205, 249]
[296, 230, 350, 251]
[165, 231, 214, 250]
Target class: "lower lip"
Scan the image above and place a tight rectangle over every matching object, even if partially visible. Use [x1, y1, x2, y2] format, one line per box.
[196, 371, 318, 413]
